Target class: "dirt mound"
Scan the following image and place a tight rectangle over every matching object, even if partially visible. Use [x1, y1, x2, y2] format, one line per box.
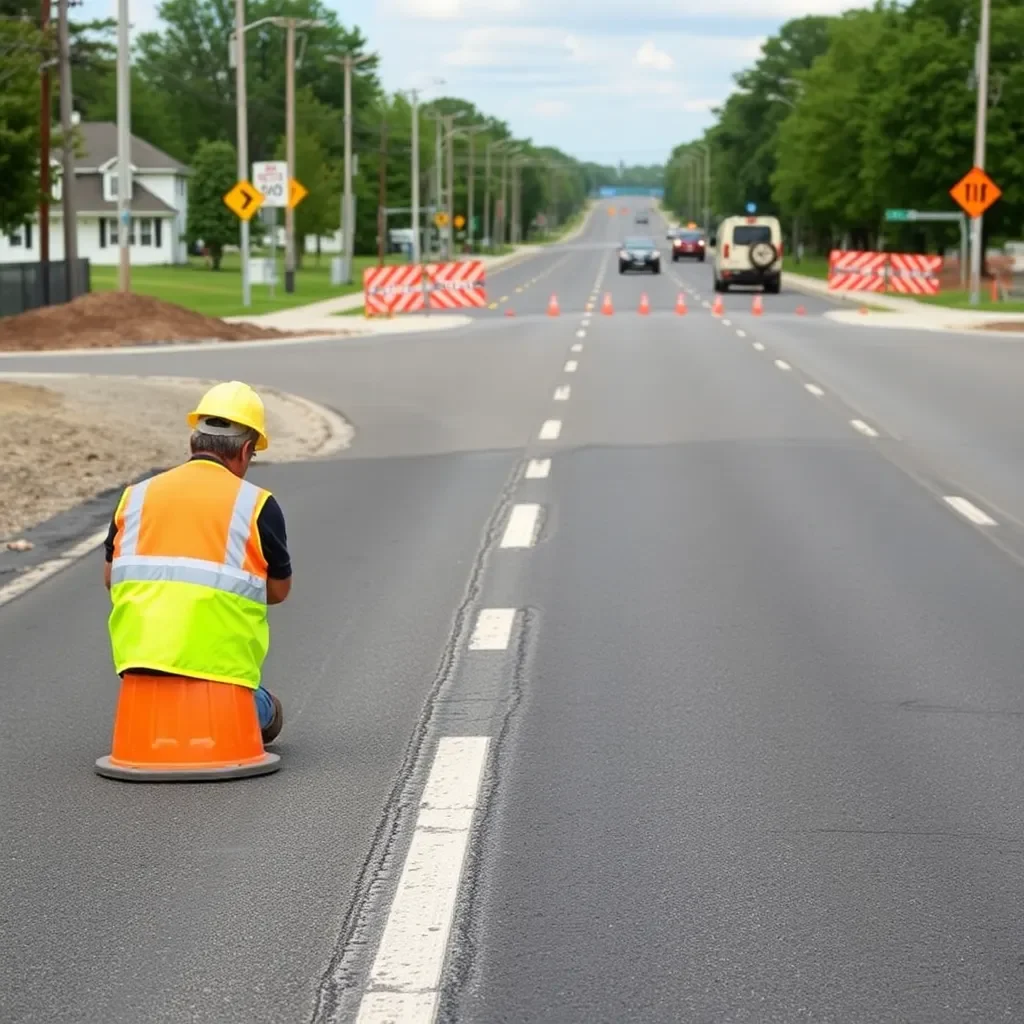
[977, 321, 1024, 333]
[0, 291, 292, 351]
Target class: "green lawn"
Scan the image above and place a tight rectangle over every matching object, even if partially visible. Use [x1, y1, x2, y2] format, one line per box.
[914, 288, 1024, 313]
[785, 257, 831, 280]
[90, 251, 404, 318]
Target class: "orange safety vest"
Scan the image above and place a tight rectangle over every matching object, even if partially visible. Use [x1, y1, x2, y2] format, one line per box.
[108, 458, 272, 689]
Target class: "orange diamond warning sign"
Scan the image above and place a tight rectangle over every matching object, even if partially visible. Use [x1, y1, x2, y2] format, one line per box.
[950, 167, 1002, 219]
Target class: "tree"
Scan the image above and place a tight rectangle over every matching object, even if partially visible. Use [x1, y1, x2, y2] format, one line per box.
[0, 18, 45, 234]
[186, 139, 238, 269]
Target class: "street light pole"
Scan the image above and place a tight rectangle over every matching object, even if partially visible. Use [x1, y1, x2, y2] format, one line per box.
[284, 19, 296, 292]
[233, 0, 249, 306]
[409, 90, 420, 264]
[969, 0, 991, 306]
[114, 0, 131, 293]
[484, 143, 493, 250]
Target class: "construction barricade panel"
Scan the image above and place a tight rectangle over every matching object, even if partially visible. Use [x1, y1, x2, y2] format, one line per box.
[827, 250, 887, 293]
[363, 261, 487, 316]
[887, 253, 942, 295]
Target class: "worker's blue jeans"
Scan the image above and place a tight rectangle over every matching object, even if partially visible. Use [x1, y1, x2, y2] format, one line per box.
[253, 687, 276, 730]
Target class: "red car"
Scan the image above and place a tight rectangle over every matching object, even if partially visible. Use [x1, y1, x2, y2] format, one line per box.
[672, 229, 706, 262]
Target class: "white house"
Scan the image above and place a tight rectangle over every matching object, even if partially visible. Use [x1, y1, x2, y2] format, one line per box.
[0, 121, 191, 267]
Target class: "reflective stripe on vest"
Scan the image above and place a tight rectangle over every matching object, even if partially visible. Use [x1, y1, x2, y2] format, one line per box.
[108, 462, 271, 689]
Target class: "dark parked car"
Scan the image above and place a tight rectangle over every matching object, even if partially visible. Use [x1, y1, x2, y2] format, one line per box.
[619, 237, 661, 274]
[672, 229, 706, 262]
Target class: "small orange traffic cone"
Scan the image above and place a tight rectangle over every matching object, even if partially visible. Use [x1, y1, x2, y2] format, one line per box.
[675, 293, 688, 315]
[95, 673, 280, 781]
[547, 294, 560, 317]
[711, 294, 724, 317]
[795, 305, 806, 316]
[601, 292, 614, 315]
[859, 306, 869, 315]
[505, 307, 516, 317]
[752, 295, 764, 316]
[638, 293, 651, 315]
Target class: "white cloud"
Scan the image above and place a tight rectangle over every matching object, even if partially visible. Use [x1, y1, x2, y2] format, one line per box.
[533, 99, 571, 117]
[635, 40, 674, 72]
[394, 0, 524, 18]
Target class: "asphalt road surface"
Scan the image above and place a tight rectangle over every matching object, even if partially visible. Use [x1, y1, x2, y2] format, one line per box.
[5, 200, 1024, 1024]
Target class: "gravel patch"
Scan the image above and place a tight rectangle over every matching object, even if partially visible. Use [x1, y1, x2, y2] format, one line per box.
[0, 373, 352, 541]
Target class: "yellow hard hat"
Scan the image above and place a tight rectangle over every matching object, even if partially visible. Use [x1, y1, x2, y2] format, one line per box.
[186, 381, 269, 451]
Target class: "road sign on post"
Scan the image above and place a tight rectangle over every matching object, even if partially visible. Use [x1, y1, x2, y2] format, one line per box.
[224, 181, 264, 221]
[253, 162, 288, 207]
[885, 209, 915, 222]
[288, 178, 308, 210]
[950, 167, 1001, 218]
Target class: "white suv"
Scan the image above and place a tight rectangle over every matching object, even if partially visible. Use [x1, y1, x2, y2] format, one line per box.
[713, 215, 783, 294]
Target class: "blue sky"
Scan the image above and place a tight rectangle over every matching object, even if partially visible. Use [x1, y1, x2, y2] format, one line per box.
[80, 0, 863, 164]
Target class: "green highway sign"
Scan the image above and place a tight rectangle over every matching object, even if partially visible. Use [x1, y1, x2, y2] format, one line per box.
[885, 209, 915, 222]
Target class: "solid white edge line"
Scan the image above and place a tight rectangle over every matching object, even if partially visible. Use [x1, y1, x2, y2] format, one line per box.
[538, 419, 562, 440]
[943, 496, 997, 527]
[0, 527, 108, 609]
[850, 418, 879, 438]
[355, 736, 490, 1024]
[524, 458, 551, 479]
[468, 608, 517, 650]
[564, 360, 578, 373]
[554, 385, 571, 401]
[500, 503, 542, 548]
[804, 383, 825, 397]
[774, 359, 792, 371]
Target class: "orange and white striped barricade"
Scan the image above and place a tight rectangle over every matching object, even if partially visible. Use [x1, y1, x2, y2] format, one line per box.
[827, 250, 888, 293]
[887, 253, 943, 296]
[427, 260, 487, 310]
[363, 264, 427, 317]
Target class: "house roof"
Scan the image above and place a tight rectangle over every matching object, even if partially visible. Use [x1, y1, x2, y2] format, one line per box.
[63, 122, 190, 174]
[72, 174, 177, 215]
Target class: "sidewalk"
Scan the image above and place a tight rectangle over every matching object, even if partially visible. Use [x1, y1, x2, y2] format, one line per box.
[786, 270, 1024, 333]
[224, 244, 540, 335]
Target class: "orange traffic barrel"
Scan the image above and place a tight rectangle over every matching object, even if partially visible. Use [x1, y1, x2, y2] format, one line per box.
[95, 673, 281, 781]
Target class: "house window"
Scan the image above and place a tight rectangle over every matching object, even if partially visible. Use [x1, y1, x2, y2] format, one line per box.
[140, 218, 152, 246]
[155, 219, 163, 248]
[104, 172, 133, 203]
[8, 228, 23, 246]
[108, 218, 118, 244]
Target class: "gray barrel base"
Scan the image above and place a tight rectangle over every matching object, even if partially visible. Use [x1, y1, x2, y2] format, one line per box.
[95, 751, 281, 782]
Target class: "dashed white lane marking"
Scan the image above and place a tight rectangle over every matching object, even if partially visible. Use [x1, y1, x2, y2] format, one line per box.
[500, 503, 542, 548]
[774, 359, 791, 371]
[525, 458, 551, 479]
[0, 527, 108, 609]
[850, 419, 879, 438]
[564, 360, 578, 373]
[752, 342, 765, 352]
[736, 329, 746, 338]
[538, 419, 562, 440]
[554, 385, 571, 401]
[944, 496, 997, 527]
[722, 318, 731, 326]
[576, 329, 586, 338]
[355, 736, 489, 1024]
[804, 383, 825, 397]
[469, 608, 517, 650]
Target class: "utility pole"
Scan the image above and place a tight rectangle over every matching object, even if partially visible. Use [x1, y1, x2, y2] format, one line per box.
[466, 133, 475, 251]
[234, 0, 250, 307]
[284, 19, 296, 293]
[969, 0, 991, 306]
[703, 145, 711, 235]
[58, 0, 80, 298]
[377, 114, 387, 267]
[114, 0, 129, 292]
[501, 150, 509, 247]
[409, 90, 420, 264]
[445, 115, 454, 256]
[39, 0, 51, 304]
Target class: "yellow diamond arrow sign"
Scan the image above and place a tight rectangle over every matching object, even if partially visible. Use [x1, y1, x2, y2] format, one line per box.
[288, 178, 309, 210]
[224, 180, 264, 221]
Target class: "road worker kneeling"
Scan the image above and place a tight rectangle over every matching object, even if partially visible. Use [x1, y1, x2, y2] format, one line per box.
[103, 381, 291, 744]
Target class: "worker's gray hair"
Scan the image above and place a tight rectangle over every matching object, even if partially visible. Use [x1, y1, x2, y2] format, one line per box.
[189, 425, 260, 459]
